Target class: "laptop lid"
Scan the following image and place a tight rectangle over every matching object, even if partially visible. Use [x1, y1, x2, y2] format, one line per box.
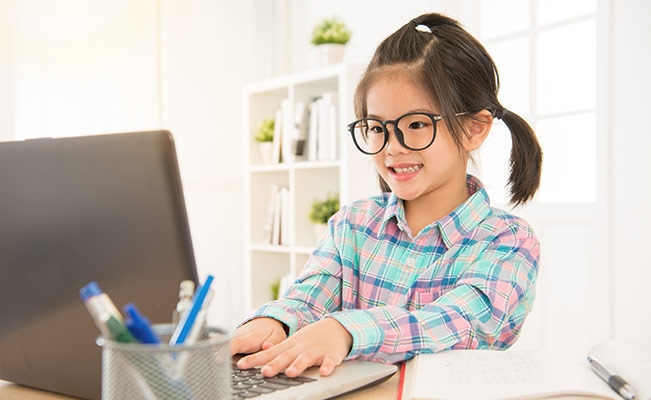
[0, 131, 198, 400]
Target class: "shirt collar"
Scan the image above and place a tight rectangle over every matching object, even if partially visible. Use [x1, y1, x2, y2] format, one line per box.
[378, 175, 492, 246]
[436, 175, 492, 248]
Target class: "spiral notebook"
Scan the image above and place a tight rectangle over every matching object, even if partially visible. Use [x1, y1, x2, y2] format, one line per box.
[401, 341, 650, 400]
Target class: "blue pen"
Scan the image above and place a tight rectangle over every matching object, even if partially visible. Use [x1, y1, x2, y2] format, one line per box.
[169, 274, 214, 346]
[123, 303, 161, 344]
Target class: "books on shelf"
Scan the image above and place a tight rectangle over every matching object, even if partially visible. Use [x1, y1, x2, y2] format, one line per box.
[263, 185, 290, 246]
[401, 340, 650, 400]
[265, 92, 338, 165]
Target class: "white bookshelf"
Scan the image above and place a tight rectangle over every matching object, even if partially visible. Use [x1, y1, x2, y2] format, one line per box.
[242, 63, 378, 312]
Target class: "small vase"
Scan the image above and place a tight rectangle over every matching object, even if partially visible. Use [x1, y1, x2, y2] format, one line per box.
[313, 223, 328, 240]
[258, 141, 273, 164]
[316, 43, 345, 66]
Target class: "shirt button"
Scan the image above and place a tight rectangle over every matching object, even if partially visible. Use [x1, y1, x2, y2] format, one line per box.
[406, 257, 416, 267]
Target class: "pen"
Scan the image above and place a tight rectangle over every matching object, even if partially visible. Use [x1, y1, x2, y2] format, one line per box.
[587, 355, 637, 400]
[80, 281, 135, 343]
[124, 303, 161, 344]
[184, 289, 214, 345]
[170, 274, 214, 346]
[173, 280, 195, 327]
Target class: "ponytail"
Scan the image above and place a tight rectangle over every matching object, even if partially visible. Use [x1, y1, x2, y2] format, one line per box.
[499, 109, 542, 205]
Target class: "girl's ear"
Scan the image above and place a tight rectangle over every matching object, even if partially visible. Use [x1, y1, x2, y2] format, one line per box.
[462, 110, 493, 152]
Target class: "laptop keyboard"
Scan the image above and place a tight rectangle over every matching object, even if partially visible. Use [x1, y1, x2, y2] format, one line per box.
[231, 363, 317, 399]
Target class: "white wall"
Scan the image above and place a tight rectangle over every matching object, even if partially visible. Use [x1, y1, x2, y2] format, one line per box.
[158, 0, 258, 327]
[262, 0, 478, 76]
[611, 0, 651, 341]
[5, 0, 160, 139]
[0, 0, 13, 141]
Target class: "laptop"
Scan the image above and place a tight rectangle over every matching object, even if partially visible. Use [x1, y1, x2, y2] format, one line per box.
[0, 131, 397, 400]
[0, 131, 198, 399]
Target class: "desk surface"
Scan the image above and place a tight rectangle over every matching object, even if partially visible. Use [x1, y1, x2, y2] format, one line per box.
[0, 375, 590, 400]
[0, 374, 400, 400]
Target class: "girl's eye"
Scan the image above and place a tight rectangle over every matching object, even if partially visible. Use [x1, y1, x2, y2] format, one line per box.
[369, 125, 384, 134]
[409, 121, 428, 130]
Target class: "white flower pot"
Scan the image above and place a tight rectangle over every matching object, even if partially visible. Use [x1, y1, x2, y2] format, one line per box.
[258, 141, 273, 164]
[313, 223, 328, 240]
[316, 43, 345, 66]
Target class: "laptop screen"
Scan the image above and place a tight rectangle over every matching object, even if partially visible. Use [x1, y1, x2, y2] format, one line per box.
[0, 131, 198, 400]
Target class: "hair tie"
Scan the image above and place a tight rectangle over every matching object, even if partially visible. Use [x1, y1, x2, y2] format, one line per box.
[495, 108, 508, 120]
[410, 18, 432, 33]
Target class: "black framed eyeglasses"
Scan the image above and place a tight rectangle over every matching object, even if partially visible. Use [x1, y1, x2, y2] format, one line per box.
[348, 112, 457, 155]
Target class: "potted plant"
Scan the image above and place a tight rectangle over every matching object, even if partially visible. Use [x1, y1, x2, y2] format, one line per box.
[309, 194, 340, 239]
[311, 17, 352, 66]
[254, 117, 274, 164]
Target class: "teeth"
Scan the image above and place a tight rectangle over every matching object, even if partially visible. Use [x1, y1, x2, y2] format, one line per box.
[393, 165, 422, 174]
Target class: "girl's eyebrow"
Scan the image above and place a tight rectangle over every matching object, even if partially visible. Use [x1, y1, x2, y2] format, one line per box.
[366, 108, 436, 119]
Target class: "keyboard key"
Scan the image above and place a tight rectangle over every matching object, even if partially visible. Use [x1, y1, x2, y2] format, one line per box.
[237, 392, 261, 399]
[265, 377, 304, 386]
[259, 382, 290, 391]
[292, 376, 317, 383]
[248, 386, 275, 394]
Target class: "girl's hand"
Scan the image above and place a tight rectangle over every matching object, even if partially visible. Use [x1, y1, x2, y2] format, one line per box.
[230, 317, 288, 356]
[236, 317, 353, 378]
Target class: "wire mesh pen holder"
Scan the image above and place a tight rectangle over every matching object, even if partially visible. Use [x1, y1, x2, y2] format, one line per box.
[97, 324, 231, 400]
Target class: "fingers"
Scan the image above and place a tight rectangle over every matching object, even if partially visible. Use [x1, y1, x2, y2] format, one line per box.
[230, 318, 287, 356]
[230, 332, 260, 356]
[237, 342, 284, 370]
[284, 352, 318, 377]
[261, 328, 286, 350]
[319, 354, 340, 377]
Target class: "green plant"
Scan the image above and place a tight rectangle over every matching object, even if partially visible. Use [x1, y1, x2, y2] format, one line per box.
[311, 18, 352, 45]
[309, 194, 340, 224]
[254, 117, 274, 142]
[270, 278, 280, 300]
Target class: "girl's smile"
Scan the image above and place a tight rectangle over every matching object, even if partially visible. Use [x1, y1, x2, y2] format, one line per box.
[387, 163, 423, 181]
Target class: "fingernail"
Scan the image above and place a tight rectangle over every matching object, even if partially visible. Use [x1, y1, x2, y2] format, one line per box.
[261, 365, 273, 376]
[286, 366, 296, 376]
[237, 359, 246, 368]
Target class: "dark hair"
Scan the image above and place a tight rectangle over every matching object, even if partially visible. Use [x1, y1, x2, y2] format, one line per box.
[354, 13, 542, 205]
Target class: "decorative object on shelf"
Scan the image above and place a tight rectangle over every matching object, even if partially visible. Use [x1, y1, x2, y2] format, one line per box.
[254, 117, 275, 164]
[309, 194, 340, 239]
[311, 17, 351, 66]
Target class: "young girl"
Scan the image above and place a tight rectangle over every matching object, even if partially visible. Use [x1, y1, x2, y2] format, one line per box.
[232, 12, 542, 379]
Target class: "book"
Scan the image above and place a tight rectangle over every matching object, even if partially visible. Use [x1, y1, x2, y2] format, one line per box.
[271, 107, 282, 164]
[280, 98, 292, 163]
[271, 187, 283, 245]
[401, 341, 650, 400]
[306, 97, 320, 162]
[262, 185, 279, 244]
[279, 187, 290, 246]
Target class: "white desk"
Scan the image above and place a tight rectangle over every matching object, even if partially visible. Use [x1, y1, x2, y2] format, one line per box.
[0, 375, 589, 400]
[0, 375, 400, 400]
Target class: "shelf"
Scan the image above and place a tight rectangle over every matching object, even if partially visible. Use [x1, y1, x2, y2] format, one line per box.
[250, 243, 291, 253]
[249, 160, 341, 173]
[243, 63, 379, 312]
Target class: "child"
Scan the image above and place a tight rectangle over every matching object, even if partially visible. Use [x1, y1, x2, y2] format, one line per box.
[232, 12, 542, 379]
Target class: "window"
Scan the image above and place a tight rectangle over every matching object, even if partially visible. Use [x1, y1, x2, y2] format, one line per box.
[475, 0, 598, 205]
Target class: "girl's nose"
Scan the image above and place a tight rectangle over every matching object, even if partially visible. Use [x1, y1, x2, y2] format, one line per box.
[384, 124, 409, 155]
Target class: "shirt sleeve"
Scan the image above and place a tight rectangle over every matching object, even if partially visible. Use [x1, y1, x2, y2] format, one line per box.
[328, 224, 540, 363]
[240, 210, 346, 335]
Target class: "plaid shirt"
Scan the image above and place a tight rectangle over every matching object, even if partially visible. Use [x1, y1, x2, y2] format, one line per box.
[246, 175, 540, 363]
